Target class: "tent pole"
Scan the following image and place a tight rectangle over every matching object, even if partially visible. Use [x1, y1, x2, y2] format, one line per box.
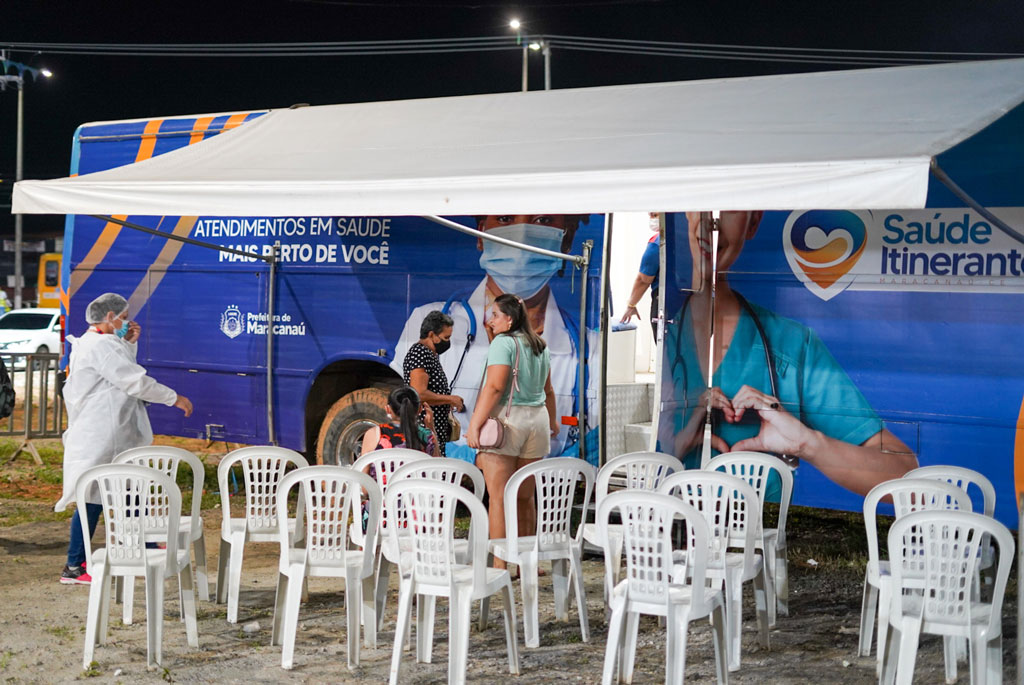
[423, 215, 583, 266]
[930, 159, 1024, 244]
[266, 242, 279, 445]
[577, 239, 592, 464]
[596, 215, 613, 467]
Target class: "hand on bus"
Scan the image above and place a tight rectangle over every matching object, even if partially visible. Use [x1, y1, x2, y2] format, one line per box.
[174, 394, 194, 417]
[125, 320, 141, 343]
[730, 384, 808, 456]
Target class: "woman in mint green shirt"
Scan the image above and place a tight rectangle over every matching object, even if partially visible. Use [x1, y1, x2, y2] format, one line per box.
[661, 212, 918, 499]
[467, 294, 559, 567]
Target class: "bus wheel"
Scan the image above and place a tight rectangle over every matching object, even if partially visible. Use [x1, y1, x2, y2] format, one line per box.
[316, 387, 389, 465]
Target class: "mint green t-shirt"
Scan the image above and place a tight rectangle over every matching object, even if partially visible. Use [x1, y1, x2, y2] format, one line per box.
[485, 333, 550, 406]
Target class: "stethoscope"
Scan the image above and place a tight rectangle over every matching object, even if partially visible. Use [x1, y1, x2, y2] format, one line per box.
[442, 291, 586, 451]
[671, 290, 796, 467]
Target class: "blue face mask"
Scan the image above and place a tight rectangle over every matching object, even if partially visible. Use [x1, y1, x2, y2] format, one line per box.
[114, 317, 131, 339]
[478, 223, 564, 299]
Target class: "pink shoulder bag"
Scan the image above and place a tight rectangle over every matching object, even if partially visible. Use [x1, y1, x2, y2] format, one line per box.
[477, 336, 521, 450]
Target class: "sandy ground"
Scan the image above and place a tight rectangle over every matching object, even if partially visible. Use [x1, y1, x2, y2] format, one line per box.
[0, 495, 1017, 684]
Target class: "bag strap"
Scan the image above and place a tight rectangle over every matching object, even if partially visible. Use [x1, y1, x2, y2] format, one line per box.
[477, 334, 522, 420]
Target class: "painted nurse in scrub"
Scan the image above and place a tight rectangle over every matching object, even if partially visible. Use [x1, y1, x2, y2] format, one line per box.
[661, 211, 918, 498]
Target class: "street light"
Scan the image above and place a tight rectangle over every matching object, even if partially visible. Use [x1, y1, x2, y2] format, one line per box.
[1, 51, 53, 309]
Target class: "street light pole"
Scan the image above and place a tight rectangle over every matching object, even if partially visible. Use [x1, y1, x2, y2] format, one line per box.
[521, 43, 529, 92]
[2, 52, 52, 309]
[542, 40, 551, 90]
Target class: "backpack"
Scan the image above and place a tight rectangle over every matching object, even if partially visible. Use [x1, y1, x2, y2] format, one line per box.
[0, 357, 14, 420]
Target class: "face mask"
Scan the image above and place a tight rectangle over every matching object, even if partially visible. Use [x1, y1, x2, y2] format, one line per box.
[478, 223, 564, 299]
[115, 318, 131, 339]
[433, 338, 451, 355]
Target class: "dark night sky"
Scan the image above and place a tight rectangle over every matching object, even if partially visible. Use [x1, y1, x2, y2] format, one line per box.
[3, 0, 1024, 238]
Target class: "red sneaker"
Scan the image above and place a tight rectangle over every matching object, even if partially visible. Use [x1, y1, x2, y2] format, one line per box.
[60, 563, 92, 585]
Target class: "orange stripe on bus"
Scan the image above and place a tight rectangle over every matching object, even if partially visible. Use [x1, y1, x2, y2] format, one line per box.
[222, 113, 249, 130]
[134, 119, 163, 162]
[127, 216, 198, 315]
[189, 117, 215, 145]
[67, 216, 128, 298]
[1015, 394, 1024, 504]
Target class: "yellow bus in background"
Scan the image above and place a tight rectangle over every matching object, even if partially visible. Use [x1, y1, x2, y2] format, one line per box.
[36, 252, 61, 308]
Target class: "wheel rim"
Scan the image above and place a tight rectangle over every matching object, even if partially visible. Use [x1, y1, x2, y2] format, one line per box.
[333, 418, 379, 466]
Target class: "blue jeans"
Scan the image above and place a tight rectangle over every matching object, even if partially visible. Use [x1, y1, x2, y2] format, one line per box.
[67, 503, 103, 567]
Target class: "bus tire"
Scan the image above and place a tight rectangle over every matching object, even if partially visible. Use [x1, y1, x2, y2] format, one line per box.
[316, 387, 390, 465]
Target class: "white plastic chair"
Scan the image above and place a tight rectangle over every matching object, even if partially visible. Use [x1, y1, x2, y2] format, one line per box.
[882, 510, 1013, 685]
[859, 478, 968, 678]
[581, 452, 684, 601]
[216, 446, 309, 624]
[386, 458, 485, 657]
[487, 458, 596, 648]
[112, 446, 210, 625]
[599, 491, 728, 685]
[350, 447, 432, 641]
[271, 466, 380, 670]
[660, 470, 770, 671]
[386, 479, 520, 685]
[705, 450, 792, 625]
[77, 464, 199, 669]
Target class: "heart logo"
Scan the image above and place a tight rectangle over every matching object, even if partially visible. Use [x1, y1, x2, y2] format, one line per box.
[783, 210, 868, 301]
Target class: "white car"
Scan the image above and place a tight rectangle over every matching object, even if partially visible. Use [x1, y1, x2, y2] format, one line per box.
[0, 308, 62, 364]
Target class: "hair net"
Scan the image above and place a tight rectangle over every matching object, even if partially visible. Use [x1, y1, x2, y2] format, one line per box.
[85, 293, 129, 324]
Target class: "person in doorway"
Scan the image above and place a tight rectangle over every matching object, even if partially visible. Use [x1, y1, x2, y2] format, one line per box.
[392, 214, 597, 463]
[619, 212, 661, 340]
[661, 212, 918, 499]
[56, 292, 193, 584]
[466, 294, 558, 568]
[402, 310, 465, 456]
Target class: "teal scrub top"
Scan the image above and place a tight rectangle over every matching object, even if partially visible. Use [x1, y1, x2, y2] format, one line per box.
[663, 296, 881, 501]
[486, 333, 551, 407]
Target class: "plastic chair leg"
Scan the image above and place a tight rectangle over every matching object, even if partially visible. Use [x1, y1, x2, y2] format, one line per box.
[620, 610, 640, 684]
[271, 573, 288, 646]
[725, 568, 743, 671]
[361, 574, 377, 649]
[344, 568, 361, 670]
[666, 606, 687, 685]
[82, 561, 106, 669]
[226, 531, 246, 624]
[894, 620, 921, 685]
[710, 602, 729, 685]
[753, 562, 770, 650]
[193, 535, 210, 602]
[448, 587, 473, 685]
[375, 554, 392, 633]
[943, 636, 958, 684]
[552, 558, 570, 621]
[98, 574, 113, 644]
[416, 595, 436, 664]
[520, 556, 541, 648]
[761, 546, 777, 628]
[479, 551, 493, 631]
[388, 577, 415, 685]
[602, 601, 626, 685]
[876, 581, 892, 677]
[984, 635, 1002, 685]
[570, 549, 590, 642]
[279, 570, 305, 670]
[881, 625, 900, 685]
[144, 563, 164, 668]
[774, 545, 789, 617]
[499, 581, 520, 675]
[858, 575, 877, 657]
[216, 537, 231, 604]
[179, 563, 199, 648]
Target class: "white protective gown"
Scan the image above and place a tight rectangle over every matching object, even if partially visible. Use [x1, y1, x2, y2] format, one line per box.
[392, 279, 598, 458]
[55, 329, 178, 511]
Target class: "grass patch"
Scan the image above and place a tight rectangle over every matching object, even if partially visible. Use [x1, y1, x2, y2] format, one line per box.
[82, 661, 102, 678]
[44, 625, 74, 641]
[32, 466, 63, 485]
[0, 651, 12, 670]
[0, 501, 71, 526]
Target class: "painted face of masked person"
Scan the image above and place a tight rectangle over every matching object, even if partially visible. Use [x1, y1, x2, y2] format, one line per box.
[475, 214, 583, 338]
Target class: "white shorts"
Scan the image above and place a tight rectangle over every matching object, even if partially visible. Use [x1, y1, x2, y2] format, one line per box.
[486, 404, 551, 460]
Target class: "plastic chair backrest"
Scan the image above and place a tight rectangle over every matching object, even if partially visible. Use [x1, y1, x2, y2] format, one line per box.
[276, 466, 380, 579]
[390, 458, 485, 500]
[217, 446, 309, 536]
[863, 478, 968, 578]
[659, 470, 759, 574]
[706, 451, 793, 544]
[904, 465, 995, 517]
[599, 491, 712, 614]
[504, 459, 596, 559]
[351, 448, 431, 538]
[889, 510, 1012, 636]
[77, 464, 181, 572]
[595, 451, 684, 503]
[386, 479, 489, 589]
[114, 446, 205, 533]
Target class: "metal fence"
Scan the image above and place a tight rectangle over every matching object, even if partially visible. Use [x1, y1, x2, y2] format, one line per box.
[1, 352, 65, 465]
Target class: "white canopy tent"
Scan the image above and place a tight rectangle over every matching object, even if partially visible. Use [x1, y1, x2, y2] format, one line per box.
[13, 58, 1024, 217]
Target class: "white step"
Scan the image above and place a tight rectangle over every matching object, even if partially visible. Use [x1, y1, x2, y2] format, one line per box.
[624, 422, 652, 454]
